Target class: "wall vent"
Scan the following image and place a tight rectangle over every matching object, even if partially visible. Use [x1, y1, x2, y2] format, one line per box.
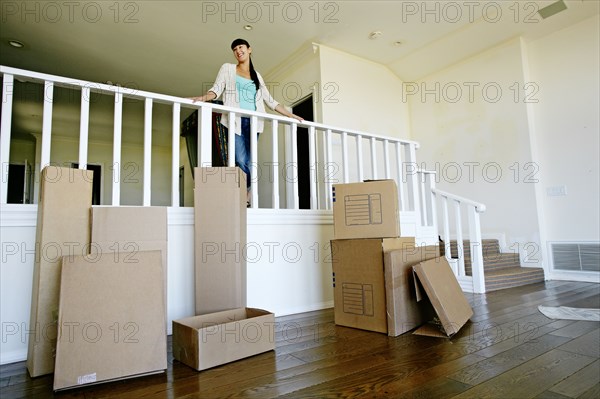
[551, 242, 600, 272]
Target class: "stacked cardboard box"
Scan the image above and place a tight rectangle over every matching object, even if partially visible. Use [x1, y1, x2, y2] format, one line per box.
[331, 180, 472, 337]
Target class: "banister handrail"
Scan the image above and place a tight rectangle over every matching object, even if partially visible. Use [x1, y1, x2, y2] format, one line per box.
[431, 188, 486, 213]
[0, 65, 419, 147]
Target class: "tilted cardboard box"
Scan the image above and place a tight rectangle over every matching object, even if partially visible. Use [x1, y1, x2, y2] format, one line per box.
[412, 257, 474, 338]
[27, 166, 93, 377]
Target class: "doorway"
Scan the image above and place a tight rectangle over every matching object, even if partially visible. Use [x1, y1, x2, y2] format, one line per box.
[72, 163, 102, 205]
[292, 95, 314, 209]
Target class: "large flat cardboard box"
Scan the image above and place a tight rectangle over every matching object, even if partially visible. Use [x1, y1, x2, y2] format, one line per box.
[53, 251, 167, 391]
[412, 257, 474, 338]
[26, 166, 93, 377]
[384, 245, 440, 336]
[194, 167, 247, 315]
[332, 180, 400, 240]
[90, 206, 168, 317]
[172, 308, 275, 371]
[331, 237, 415, 333]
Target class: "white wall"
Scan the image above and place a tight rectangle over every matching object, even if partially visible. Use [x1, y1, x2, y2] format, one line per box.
[318, 44, 411, 140]
[409, 39, 543, 268]
[526, 16, 600, 275]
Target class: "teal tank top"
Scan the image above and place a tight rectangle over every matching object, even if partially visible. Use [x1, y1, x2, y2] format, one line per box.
[236, 75, 257, 111]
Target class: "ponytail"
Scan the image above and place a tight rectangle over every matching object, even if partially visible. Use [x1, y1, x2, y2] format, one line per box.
[248, 58, 260, 91]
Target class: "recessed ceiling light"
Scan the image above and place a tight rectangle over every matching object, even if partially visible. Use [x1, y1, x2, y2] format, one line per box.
[393, 41, 403, 47]
[8, 40, 24, 48]
[369, 31, 383, 40]
[243, 25, 253, 31]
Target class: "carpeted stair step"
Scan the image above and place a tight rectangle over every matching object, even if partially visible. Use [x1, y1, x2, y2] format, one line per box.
[447, 238, 546, 291]
[484, 266, 546, 292]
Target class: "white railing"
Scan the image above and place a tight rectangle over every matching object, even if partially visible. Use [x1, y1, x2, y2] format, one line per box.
[1, 65, 488, 292]
[0, 65, 422, 212]
[430, 187, 487, 293]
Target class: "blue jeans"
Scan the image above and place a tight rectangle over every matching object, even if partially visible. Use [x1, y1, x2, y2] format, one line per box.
[234, 117, 258, 190]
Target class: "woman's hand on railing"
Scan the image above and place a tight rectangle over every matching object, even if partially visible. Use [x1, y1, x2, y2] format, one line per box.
[188, 91, 217, 103]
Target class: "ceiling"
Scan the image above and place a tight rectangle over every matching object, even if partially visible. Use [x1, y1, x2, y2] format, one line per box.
[1, 0, 598, 146]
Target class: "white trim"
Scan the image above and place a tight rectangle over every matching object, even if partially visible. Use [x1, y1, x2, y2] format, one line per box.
[1, 349, 27, 365]
[548, 271, 600, 284]
[0, 204, 37, 227]
[274, 300, 334, 317]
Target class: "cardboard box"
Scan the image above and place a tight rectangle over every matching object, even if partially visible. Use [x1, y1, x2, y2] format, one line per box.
[26, 166, 93, 377]
[194, 167, 247, 315]
[383, 245, 441, 336]
[331, 237, 415, 333]
[332, 180, 400, 240]
[172, 308, 275, 371]
[53, 251, 167, 391]
[412, 257, 474, 338]
[90, 206, 168, 316]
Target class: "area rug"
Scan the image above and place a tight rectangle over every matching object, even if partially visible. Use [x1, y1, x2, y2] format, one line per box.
[538, 305, 600, 322]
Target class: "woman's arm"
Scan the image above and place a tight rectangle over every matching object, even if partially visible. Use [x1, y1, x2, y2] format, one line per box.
[189, 91, 217, 103]
[189, 64, 228, 102]
[275, 104, 304, 122]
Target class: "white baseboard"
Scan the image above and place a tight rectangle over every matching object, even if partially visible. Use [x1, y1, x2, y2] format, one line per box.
[0, 349, 27, 366]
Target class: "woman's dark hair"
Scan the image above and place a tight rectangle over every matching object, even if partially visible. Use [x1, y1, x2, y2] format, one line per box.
[231, 38, 259, 90]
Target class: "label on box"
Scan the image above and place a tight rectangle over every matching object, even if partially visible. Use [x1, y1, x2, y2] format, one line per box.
[77, 372, 97, 385]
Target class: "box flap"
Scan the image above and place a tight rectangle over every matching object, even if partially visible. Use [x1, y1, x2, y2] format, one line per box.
[412, 257, 473, 337]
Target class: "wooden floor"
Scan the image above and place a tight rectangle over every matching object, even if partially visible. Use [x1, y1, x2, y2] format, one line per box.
[2, 280, 599, 398]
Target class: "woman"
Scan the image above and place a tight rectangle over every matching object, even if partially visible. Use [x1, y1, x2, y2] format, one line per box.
[191, 38, 303, 204]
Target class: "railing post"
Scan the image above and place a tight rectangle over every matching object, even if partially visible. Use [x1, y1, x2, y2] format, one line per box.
[0, 73, 14, 204]
[40, 81, 54, 171]
[468, 206, 486, 293]
[441, 196, 451, 262]
[325, 129, 333, 210]
[370, 137, 377, 180]
[383, 139, 390, 179]
[271, 119, 279, 209]
[454, 200, 465, 276]
[395, 142, 405, 211]
[290, 122, 299, 209]
[341, 131, 349, 183]
[227, 112, 236, 167]
[198, 106, 212, 167]
[406, 143, 420, 216]
[250, 115, 258, 208]
[78, 86, 90, 170]
[308, 125, 317, 209]
[356, 134, 364, 182]
[112, 90, 123, 205]
[171, 103, 181, 207]
[143, 98, 153, 206]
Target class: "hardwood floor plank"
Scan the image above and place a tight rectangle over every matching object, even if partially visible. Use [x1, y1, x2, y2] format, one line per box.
[548, 359, 600, 398]
[556, 328, 600, 357]
[447, 333, 572, 386]
[451, 349, 597, 399]
[577, 383, 600, 399]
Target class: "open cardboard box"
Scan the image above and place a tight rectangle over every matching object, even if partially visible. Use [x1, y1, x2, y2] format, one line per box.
[172, 308, 275, 371]
[412, 257, 473, 338]
[383, 244, 440, 336]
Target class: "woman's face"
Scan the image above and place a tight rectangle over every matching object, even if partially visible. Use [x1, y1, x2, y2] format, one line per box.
[232, 44, 251, 63]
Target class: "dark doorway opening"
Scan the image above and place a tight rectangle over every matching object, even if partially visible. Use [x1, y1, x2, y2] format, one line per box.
[292, 96, 314, 209]
[72, 163, 102, 205]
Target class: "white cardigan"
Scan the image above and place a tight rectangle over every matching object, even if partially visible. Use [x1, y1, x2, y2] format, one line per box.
[208, 63, 279, 134]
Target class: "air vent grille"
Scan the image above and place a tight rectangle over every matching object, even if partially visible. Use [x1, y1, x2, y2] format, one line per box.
[552, 242, 600, 272]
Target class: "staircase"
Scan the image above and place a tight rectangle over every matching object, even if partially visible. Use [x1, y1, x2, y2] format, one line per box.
[448, 239, 545, 291]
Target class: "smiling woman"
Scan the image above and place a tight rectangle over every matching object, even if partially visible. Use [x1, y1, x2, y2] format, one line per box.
[190, 38, 303, 204]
